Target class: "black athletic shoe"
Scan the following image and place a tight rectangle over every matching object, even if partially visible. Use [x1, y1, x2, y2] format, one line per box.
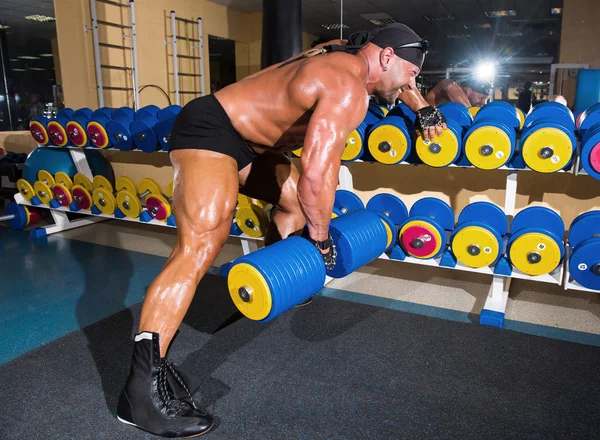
[117, 332, 214, 438]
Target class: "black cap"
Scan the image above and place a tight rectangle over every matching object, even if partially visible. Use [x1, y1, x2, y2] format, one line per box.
[462, 79, 493, 95]
[370, 24, 427, 69]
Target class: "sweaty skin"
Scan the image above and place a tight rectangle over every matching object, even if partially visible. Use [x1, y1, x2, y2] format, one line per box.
[424, 79, 489, 107]
[396, 76, 446, 140]
[139, 41, 422, 355]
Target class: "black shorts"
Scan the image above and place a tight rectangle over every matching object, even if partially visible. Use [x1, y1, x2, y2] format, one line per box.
[169, 94, 259, 170]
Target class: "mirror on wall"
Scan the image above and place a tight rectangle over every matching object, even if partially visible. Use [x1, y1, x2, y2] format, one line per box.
[0, 0, 60, 132]
[208, 35, 236, 93]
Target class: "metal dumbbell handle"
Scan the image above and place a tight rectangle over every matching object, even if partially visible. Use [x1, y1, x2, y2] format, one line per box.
[238, 286, 252, 302]
[0, 214, 15, 222]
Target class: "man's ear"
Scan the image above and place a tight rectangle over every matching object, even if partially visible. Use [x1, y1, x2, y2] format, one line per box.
[379, 47, 394, 69]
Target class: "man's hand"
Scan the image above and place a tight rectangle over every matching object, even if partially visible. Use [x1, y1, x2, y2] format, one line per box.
[303, 231, 337, 270]
[415, 106, 447, 141]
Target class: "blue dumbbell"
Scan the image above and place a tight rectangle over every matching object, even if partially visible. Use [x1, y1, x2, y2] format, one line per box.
[29, 116, 51, 146]
[333, 189, 364, 217]
[568, 210, 600, 290]
[366, 104, 413, 164]
[87, 107, 114, 149]
[227, 209, 393, 322]
[130, 105, 161, 152]
[366, 193, 408, 251]
[398, 198, 455, 259]
[518, 102, 577, 173]
[154, 105, 182, 151]
[451, 202, 508, 268]
[414, 102, 472, 168]
[66, 108, 94, 148]
[463, 102, 520, 169]
[106, 107, 135, 151]
[343, 103, 387, 162]
[0, 202, 42, 230]
[507, 206, 565, 276]
[576, 102, 600, 135]
[580, 123, 600, 180]
[45, 108, 75, 147]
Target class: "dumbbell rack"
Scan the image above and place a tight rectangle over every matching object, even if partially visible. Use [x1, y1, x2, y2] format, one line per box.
[13, 144, 598, 326]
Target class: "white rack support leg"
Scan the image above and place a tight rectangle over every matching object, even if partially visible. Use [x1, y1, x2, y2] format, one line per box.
[479, 170, 518, 328]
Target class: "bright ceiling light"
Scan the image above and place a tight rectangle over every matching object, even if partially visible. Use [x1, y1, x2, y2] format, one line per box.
[475, 61, 496, 82]
[12, 68, 27, 72]
[321, 23, 349, 30]
[0, 25, 10, 30]
[18, 55, 40, 60]
[29, 68, 46, 71]
[24, 15, 56, 22]
[39, 53, 54, 57]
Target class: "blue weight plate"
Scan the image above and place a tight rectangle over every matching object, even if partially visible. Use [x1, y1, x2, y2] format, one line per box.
[131, 120, 160, 152]
[409, 198, 455, 231]
[366, 193, 408, 226]
[5, 202, 28, 230]
[568, 210, 600, 248]
[510, 206, 565, 239]
[457, 202, 508, 236]
[580, 124, 600, 180]
[112, 107, 134, 120]
[56, 108, 74, 120]
[334, 190, 364, 214]
[154, 117, 177, 150]
[135, 105, 161, 120]
[438, 102, 472, 129]
[74, 108, 93, 120]
[92, 107, 113, 120]
[367, 102, 388, 119]
[158, 105, 182, 121]
[578, 102, 600, 133]
[388, 103, 416, 125]
[106, 118, 134, 151]
[474, 102, 520, 130]
[524, 103, 575, 131]
[569, 239, 600, 290]
[230, 221, 243, 236]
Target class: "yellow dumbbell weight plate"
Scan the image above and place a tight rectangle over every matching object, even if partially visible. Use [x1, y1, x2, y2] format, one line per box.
[228, 263, 273, 321]
[17, 179, 35, 201]
[55, 172, 73, 190]
[516, 107, 525, 130]
[380, 218, 393, 249]
[146, 194, 172, 220]
[468, 107, 480, 118]
[74, 173, 93, 192]
[509, 232, 562, 276]
[93, 175, 114, 192]
[292, 147, 303, 157]
[415, 129, 459, 167]
[253, 199, 269, 209]
[465, 126, 512, 170]
[399, 219, 443, 259]
[117, 190, 143, 218]
[342, 129, 363, 161]
[166, 181, 174, 199]
[115, 176, 138, 194]
[93, 188, 117, 215]
[521, 128, 572, 173]
[138, 178, 162, 197]
[38, 170, 55, 187]
[368, 125, 409, 164]
[451, 226, 500, 268]
[237, 194, 253, 207]
[236, 204, 270, 238]
[33, 181, 54, 205]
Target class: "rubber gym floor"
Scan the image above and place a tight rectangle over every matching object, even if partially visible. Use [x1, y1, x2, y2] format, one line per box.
[1, 225, 600, 439]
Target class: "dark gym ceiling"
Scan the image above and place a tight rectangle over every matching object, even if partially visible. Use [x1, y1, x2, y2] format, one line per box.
[0, 0, 57, 55]
[210, 0, 564, 70]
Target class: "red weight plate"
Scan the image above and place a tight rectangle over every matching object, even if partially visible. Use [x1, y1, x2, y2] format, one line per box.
[72, 187, 92, 210]
[146, 196, 169, 221]
[47, 121, 68, 147]
[400, 225, 439, 258]
[66, 121, 86, 147]
[590, 143, 600, 173]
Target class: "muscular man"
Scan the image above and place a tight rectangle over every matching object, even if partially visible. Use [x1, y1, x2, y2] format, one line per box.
[117, 24, 434, 438]
[423, 78, 491, 108]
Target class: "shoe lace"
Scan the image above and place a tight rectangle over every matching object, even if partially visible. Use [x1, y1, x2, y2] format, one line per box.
[157, 359, 197, 415]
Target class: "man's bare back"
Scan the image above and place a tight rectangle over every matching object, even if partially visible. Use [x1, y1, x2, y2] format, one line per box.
[215, 51, 369, 151]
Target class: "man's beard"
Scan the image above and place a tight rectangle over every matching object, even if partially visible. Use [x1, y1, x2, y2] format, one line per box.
[372, 91, 397, 106]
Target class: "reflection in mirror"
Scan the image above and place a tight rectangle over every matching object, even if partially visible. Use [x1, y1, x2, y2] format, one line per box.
[208, 35, 236, 93]
[0, 1, 59, 131]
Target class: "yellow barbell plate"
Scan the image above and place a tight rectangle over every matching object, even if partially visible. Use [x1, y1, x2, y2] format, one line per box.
[509, 232, 562, 276]
[116, 176, 138, 194]
[415, 129, 460, 168]
[17, 179, 35, 202]
[74, 173, 93, 192]
[521, 128, 572, 173]
[166, 181, 174, 199]
[292, 147, 303, 157]
[93, 188, 117, 215]
[380, 107, 389, 116]
[237, 194, 253, 207]
[55, 172, 73, 190]
[228, 263, 273, 321]
[468, 107, 480, 118]
[343, 129, 363, 161]
[116, 190, 143, 218]
[331, 211, 338, 219]
[138, 177, 162, 196]
[146, 194, 172, 220]
[399, 219, 443, 259]
[367, 125, 409, 165]
[451, 226, 500, 268]
[515, 107, 525, 130]
[33, 181, 53, 205]
[381, 218, 393, 249]
[236, 204, 270, 238]
[93, 175, 114, 192]
[38, 170, 55, 187]
[464, 126, 512, 170]
[253, 199, 269, 209]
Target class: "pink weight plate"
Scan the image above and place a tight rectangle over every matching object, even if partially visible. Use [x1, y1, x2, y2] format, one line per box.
[52, 185, 72, 207]
[146, 197, 169, 221]
[67, 122, 86, 147]
[72, 187, 92, 210]
[590, 143, 600, 173]
[400, 225, 439, 258]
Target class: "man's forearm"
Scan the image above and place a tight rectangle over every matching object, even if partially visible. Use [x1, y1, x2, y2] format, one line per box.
[397, 88, 429, 112]
[444, 84, 472, 107]
[297, 170, 338, 241]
